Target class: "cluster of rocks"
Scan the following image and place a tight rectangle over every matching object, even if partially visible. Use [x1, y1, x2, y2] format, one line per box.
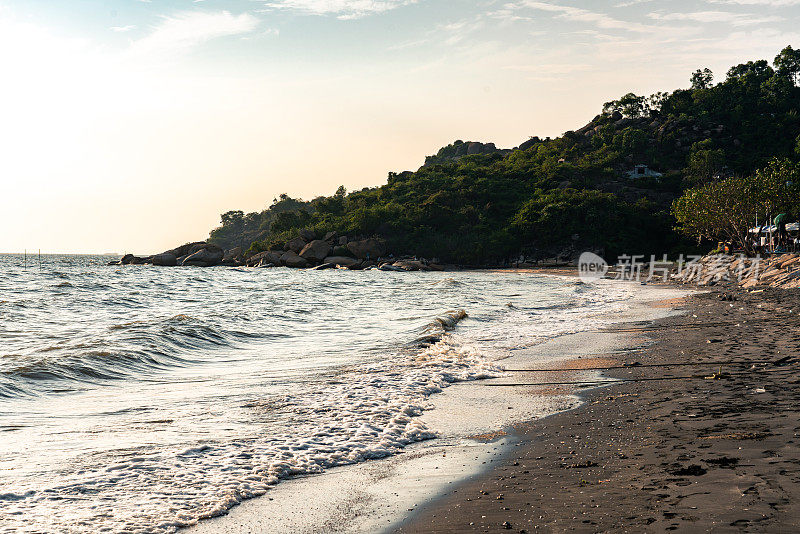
[109, 242, 225, 268]
[422, 140, 511, 167]
[108, 229, 454, 271]
[236, 231, 386, 270]
[674, 253, 800, 289]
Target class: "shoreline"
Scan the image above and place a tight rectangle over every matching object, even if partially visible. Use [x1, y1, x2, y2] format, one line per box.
[186, 280, 686, 533]
[395, 287, 800, 533]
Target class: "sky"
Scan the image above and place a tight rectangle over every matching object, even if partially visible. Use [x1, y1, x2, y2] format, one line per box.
[1, 0, 798, 254]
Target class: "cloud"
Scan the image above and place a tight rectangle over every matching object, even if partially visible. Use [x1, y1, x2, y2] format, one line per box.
[707, 0, 800, 5]
[129, 11, 259, 57]
[261, 0, 417, 20]
[648, 10, 781, 26]
[111, 25, 138, 32]
[504, 1, 659, 33]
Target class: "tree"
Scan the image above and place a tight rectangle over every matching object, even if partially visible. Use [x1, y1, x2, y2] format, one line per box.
[686, 141, 726, 184]
[775, 45, 800, 86]
[603, 93, 647, 118]
[691, 68, 714, 90]
[673, 159, 800, 253]
[672, 176, 758, 253]
[752, 158, 800, 221]
[726, 60, 773, 81]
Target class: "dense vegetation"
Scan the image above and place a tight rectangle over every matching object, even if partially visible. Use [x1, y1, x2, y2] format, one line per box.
[209, 46, 800, 264]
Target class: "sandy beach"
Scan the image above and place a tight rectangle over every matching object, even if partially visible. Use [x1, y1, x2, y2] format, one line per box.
[395, 287, 800, 533]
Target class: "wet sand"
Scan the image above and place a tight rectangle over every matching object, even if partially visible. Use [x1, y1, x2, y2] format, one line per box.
[395, 288, 800, 533]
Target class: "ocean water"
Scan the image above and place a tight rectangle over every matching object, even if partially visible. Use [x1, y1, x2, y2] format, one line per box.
[0, 255, 642, 533]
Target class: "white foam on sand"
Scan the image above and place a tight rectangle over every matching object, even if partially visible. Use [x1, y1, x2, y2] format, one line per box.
[188, 281, 689, 534]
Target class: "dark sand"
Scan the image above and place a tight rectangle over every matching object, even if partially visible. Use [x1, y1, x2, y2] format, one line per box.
[394, 288, 800, 533]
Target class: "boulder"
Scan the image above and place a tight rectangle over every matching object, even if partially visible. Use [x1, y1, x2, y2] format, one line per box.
[379, 263, 406, 272]
[223, 247, 242, 262]
[280, 250, 309, 268]
[393, 260, 431, 271]
[311, 263, 337, 270]
[331, 245, 351, 257]
[129, 256, 150, 265]
[299, 229, 316, 242]
[247, 251, 282, 267]
[323, 231, 337, 242]
[120, 254, 135, 265]
[299, 240, 332, 264]
[182, 245, 224, 267]
[324, 256, 359, 267]
[151, 253, 178, 267]
[285, 237, 307, 253]
[338, 236, 348, 246]
[346, 238, 386, 260]
[166, 242, 207, 258]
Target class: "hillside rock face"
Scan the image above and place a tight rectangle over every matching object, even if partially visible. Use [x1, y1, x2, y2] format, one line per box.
[423, 140, 510, 167]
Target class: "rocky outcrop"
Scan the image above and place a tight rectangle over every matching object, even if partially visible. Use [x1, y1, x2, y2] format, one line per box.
[246, 251, 282, 267]
[151, 253, 178, 267]
[299, 240, 332, 264]
[324, 256, 359, 267]
[280, 250, 309, 268]
[423, 140, 511, 167]
[346, 238, 385, 260]
[285, 237, 307, 253]
[182, 245, 224, 267]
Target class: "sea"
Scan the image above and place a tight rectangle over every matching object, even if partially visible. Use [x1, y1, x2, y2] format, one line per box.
[0, 254, 648, 533]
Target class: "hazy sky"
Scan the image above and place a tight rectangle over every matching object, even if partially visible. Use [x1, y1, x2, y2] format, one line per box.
[1, 0, 798, 253]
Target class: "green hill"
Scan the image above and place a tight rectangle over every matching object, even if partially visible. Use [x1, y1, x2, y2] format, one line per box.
[208, 47, 800, 264]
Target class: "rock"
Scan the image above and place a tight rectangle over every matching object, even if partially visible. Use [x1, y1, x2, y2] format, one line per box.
[280, 250, 309, 268]
[223, 247, 242, 262]
[310, 263, 336, 270]
[166, 242, 207, 258]
[299, 240, 332, 264]
[151, 253, 178, 267]
[379, 263, 406, 272]
[247, 251, 282, 267]
[324, 256, 359, 267]
[331, 245, 351, 257]
[129, 256, 150, 265]
[346, 238, 386, 260]
[338, 236, 348, 246]
[610, 110, 623, 121]
[323, 231, 337, 242]
[120, 254, 135, 265]
[181, 245, 224, 267]
[299, 229, 316, 242]
[285, 237, 307, 253]
[393, 260, 430, 271]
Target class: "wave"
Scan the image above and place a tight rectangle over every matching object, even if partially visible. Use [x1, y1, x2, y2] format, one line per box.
[0, 315, 261, 398]
[0, 326, 501, 533]
[415, 309, 468, 344]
